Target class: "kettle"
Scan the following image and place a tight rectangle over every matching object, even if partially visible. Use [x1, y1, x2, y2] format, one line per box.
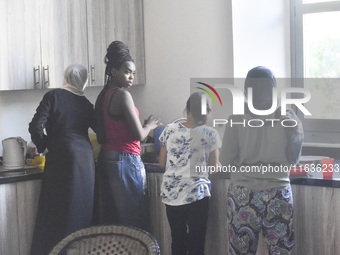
[2, 137, 27, 169]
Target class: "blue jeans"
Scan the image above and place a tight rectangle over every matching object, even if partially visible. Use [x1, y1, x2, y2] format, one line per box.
[97, 150, 148, 230]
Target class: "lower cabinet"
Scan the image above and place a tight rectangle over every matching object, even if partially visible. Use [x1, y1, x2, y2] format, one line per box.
[146, 173, 340, 255]
[146, 172, 171, 254]
[0, 179, 41, 255]
[2, 175, 340, 255]
[292, 184, 340, 255]
[146, 174, 268, 255]
[146, 174, 239, 254]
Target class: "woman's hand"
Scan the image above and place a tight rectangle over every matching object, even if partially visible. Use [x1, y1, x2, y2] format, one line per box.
[117, 90, 162, 141]
[143, 115, 162, 130]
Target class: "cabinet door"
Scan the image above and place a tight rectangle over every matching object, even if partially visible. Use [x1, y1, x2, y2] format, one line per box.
[87, 0, 146, 87]
[40, 0, 88, 88]
[0, 183, 20, 255]
[0, 179, 41, 255]
[147, 173, 171, 254]
[87, 0, 107, 87]
[17, 180, 42, 255]
[0, 0, 41, 90]
[111, 0, 145, 85]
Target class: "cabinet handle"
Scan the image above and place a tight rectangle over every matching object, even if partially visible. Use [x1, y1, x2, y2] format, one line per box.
[43, 66, 50, 88]
[91, 65, 95, 84]
[33, 66, 40, 89]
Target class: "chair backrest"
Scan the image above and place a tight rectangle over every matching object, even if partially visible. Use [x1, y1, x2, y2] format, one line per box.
[48, 225, 160, 255]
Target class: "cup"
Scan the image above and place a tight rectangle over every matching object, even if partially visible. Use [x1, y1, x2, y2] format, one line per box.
[321, 158, 334, 179]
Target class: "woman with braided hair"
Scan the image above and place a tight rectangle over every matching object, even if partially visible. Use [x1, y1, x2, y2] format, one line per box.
[94, 41, 160, 230]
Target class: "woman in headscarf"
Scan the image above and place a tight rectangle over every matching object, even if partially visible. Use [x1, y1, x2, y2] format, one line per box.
[220, 66, 304, 255]
[29, 63, 96, 255]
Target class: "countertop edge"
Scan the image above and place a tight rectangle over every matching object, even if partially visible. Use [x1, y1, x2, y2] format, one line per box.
[1, 164, 340, 188]
[289, 176, 340, 188]
[143, 163, 340, 188]
[0, 172, 43, 184]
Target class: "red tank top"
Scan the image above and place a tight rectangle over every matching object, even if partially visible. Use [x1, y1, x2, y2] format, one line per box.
[102, 87, 141, 155]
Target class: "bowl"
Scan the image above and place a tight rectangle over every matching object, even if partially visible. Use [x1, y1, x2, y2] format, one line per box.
[26, 156, 45, 170]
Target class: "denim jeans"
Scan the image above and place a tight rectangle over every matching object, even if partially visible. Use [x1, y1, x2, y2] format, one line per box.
[97, 150, 148, 231]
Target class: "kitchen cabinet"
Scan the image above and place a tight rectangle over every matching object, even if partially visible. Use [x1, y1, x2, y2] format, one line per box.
[0, 179, 41, 255]
[146, 172, 171, 255]
[1, 171, 340, 254]
[147, 173, 340, 255]
[0, 0, 145, 90]
[39, 0, 88, 89]
[146, 173, 232, 255]
[87, 0, 145, 87]
[0, 0, 41, 90]
[292, 184, 340, 255]
[146, 173, 232, 254]
[0, 0, 88, 90]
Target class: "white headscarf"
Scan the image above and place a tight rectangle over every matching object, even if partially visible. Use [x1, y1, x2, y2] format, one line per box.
[62, 64, 88, 96]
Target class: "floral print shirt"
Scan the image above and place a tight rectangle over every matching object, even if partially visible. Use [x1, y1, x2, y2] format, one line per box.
[159, 123, 221, 206]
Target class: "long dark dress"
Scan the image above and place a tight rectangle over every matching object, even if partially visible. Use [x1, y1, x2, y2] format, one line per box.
[29, 89, 96, 255]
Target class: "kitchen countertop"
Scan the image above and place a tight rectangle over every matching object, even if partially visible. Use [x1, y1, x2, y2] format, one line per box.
[289, 163, 340, 188]
[1, 160, 340, 188]
[289, 158, 340, 188]
[0, 165, 43, 184]
[143, 160, 340, 189]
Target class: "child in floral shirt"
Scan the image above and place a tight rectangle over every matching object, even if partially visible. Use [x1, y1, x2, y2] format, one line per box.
[159, 92, 221, 255]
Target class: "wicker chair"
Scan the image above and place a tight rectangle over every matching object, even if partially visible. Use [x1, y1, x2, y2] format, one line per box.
[48, 225, 160, 255]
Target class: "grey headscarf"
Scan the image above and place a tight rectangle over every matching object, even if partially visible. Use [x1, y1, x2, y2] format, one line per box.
[62, 64, 88, 96]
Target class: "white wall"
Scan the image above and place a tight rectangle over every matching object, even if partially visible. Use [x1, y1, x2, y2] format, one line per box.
[130, 0, 234, 124]
[0, 0, 234, 155]
[232, 0, 291, 78]
[0, 89, 46, 152]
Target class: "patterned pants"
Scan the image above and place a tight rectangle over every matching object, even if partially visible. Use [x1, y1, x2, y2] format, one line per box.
[227, 183, 294, 255]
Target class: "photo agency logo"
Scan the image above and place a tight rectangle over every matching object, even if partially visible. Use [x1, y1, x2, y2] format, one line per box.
[196, 82, 223, 114]
[195, 80, 312, 128]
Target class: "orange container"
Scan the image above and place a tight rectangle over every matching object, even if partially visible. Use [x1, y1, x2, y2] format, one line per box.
[322, 158, 334, 179]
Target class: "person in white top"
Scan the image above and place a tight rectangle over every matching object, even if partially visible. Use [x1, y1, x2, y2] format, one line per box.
[159, 92, 221, 255]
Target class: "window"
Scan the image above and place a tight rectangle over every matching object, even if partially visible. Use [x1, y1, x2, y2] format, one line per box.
[291, 0, 340, 143]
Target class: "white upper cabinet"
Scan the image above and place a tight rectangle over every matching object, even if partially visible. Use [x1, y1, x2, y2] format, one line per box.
[39, 0, 88, 89]
[0, 0, 41, 90]
[86, 0, 108, 87]
[87, 0, 145, 87]
[0, 0, 145, 91]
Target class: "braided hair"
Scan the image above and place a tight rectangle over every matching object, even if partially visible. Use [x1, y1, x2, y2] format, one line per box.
[95, 41, 134, 144]
[104, 41, 134, 87]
